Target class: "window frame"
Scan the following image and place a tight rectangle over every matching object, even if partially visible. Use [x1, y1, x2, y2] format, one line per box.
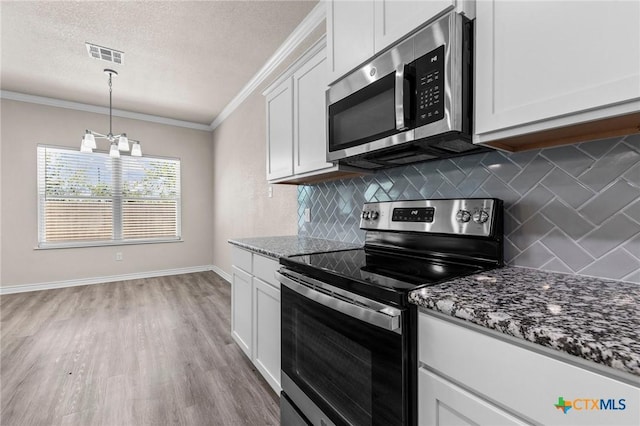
[36, 144, 182, 249]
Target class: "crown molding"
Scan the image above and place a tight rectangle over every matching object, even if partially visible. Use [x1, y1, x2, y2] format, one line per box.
[210, 1, 326, 131]
[0, 90, 212, 132]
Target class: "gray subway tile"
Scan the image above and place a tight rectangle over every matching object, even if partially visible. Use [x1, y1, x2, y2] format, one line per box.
[540, 229, 594, 271]
[624, 163, 640, 186]
[457, 167, 490, 196]
[508, 185, 554, 224]
[418, 179, 440, 199]
[455, 152, 486, 170]
[579, 214, 640, 258]
[503, 238, 521, 263]
[479, 175, 520, 205]
[509, 214, 554, 251]
[624, 133, 640, 151]
[541, 145, 595, 177]
[510, 242, 554, 269]
[508, 150, 539, 168]
[435, 160, 466, 186]
[623, 234, 639, 260]
[579, 179, 640, 225]
[481, 151, 521, 182]
[578, 248, 639, 280]
[503, 211, 521, 236]
[435, 181, 463, 198]
[577, 137, 620, 158]
[541, 168, 594, 208]
[510, 156, 554, 195]
[621, 268, 640, 284]
[540, 199, 594, 240]
[578, 142, 640, 192]
[540, 258, 573, 274]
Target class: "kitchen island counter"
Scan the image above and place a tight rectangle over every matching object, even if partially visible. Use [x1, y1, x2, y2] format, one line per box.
[409, 266, 640, 378]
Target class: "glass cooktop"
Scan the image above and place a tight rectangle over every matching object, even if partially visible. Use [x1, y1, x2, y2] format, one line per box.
[283, 248, 483, 293]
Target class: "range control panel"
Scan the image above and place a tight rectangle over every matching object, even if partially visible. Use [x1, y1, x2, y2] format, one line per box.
[360, 198, 499, 237]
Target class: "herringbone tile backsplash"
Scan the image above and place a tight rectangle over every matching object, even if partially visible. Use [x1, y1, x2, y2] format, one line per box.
[298, 135, 640, 283]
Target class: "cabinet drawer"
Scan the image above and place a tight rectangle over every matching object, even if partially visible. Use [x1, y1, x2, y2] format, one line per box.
[253, 254, 280, 289]
[419, 312, 640, 425]
[231, 246, 252, 273]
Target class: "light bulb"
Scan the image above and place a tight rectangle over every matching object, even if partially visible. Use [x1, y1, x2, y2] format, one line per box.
[83, 131, 96, 149]
[118, 133, 129, 151]
[109, 141, 120, 158]
[131, 141, 142, 157]
[80, 139, 93, 153]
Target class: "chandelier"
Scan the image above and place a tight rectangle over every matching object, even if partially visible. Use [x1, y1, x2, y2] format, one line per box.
[81, 68, 142, 158]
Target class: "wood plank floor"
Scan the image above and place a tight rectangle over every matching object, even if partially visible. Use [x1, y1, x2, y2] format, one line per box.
[0, 272, 280, 425]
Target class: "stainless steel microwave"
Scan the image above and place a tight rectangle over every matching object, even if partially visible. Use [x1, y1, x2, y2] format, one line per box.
[327, 11, 487, 169]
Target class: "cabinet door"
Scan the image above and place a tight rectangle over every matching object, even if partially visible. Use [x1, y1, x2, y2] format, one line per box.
[418, 368, 528, 426]
[475, 0, 640, 136]
[265, 78, 293, 180]
[231, 266, 253, 359]
[252, 278, 281, 394]
[327, 0, 374, 83]
[374, 0, 455, 52]
[293, 47, 332, 175]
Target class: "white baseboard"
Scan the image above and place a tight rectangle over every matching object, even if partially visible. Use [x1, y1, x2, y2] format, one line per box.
[210, 265, 231, 283]
[0, 265, 216, 295]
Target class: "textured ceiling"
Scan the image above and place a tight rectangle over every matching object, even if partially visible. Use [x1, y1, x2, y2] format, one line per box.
[0, 0, 318, 124]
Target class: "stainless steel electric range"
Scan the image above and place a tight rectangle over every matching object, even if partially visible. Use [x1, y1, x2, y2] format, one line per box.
[277, 198, 503, 426]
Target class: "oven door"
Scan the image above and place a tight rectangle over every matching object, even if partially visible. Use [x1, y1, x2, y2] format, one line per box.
[278, 269, 407, 426]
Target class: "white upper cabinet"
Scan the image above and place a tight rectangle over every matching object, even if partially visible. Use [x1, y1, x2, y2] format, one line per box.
[475, 0, 640, 149]
[264, 38, 363, 184]
[265, 79, 293, 181]
[374, 0, 456, 52]
[293, 48, 333, 175]
[328, 0, 461, 84]
[327, 0, 375, 84]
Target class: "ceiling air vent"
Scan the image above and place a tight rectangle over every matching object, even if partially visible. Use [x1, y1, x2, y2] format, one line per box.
[85, 42, 124, 65]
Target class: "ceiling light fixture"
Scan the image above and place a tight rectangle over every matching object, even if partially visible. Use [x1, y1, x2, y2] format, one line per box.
[81, 68, 142, 158]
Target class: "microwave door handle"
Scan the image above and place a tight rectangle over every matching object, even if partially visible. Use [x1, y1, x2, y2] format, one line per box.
[395, 65, 408, 131]
[276, 271, 402, 333]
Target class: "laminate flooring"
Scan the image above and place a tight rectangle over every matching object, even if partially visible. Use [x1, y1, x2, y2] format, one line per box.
[0, 272, 280, 425]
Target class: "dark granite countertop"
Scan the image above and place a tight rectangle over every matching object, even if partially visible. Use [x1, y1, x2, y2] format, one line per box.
[228, 235, 361, 260]
[409, 266, 640, 377]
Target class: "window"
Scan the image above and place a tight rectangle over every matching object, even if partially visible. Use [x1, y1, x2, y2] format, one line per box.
[37, 145, 181, 248]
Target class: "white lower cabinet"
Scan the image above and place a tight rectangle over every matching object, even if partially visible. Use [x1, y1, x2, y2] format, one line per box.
[230, 246, 281, 394]
[231, 266, 252, 358]
[418, 368, 525, 426]
[418, 311, 640, 426]
[252, 277, 281, 393]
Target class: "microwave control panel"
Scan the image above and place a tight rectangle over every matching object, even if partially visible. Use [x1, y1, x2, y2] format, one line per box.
[415, 45, 445, 126]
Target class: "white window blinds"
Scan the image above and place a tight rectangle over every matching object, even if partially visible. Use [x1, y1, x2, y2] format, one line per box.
[37, 145, 181, 248]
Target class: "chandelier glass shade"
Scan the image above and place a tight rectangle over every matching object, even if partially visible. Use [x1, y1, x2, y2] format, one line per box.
[81, 69, 142, 158]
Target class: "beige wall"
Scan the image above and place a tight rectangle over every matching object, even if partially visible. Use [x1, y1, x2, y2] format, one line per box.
[212, 24, 325, 276]
[0, 99, 214, 287]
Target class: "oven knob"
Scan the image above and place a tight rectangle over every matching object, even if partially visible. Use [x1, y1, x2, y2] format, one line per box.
[361, 211, 367, 219]
[363, 211, 370, 220]
[456, 210, 471, 223]
[473, 210, 489, 224]
[370, 211, 379, 220]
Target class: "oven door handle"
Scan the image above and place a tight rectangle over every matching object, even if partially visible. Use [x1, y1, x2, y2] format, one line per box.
[276, 271, 402, 333]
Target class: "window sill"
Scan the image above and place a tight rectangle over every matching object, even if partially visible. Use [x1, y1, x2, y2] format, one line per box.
[35, 239, 184, 250]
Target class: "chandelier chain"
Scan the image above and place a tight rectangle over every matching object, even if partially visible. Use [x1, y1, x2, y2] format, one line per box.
[108, 73, 113, 136]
